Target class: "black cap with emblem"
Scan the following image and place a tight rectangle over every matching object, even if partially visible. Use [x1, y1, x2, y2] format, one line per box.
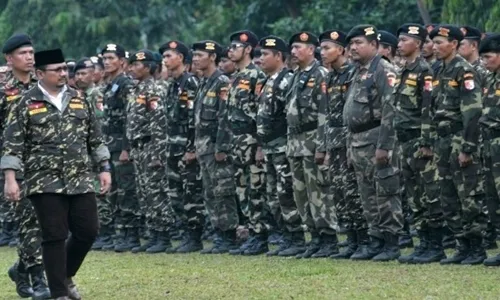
[429, 25, 464, 41]
[461, 26, 482, 41]
[258, 36, 289, 53]
[289, 31, 319, 47]
[74, 57, 95, 73]
[397, 24, 427, 41]
[192, 40, 222, 55]
[346, 25, 378, 44]
[129, 50, 156, 63]
[101, 43, 126, 58]
[319, 30, 348, 47]
[159, 40, 190, 62]
[230, 30, 259, 48]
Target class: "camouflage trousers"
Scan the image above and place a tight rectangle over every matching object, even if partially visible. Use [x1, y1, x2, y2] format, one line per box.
[0, 177, 18, 224]
[166, 155, 205, 230]
[17, 195, 43, 269]
[350, 143, 404, 238]
[132, 143, 173, 232]
[100, 151, 140, 230]
[481, 134, 500, 235]
[398, 138, 443, 231]
[198, 153, 239, 231]
[435, 133, 487, 239]
[289, 156, 337, 235]
[265, 152, 302, 233]
[329, 147, 366, 231]
[231, 139, 268, 233]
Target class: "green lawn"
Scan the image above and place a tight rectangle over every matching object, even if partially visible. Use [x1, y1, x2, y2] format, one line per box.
[0, 245, 498, 300]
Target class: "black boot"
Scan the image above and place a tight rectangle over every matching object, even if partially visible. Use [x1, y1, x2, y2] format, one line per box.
[413, 227, 446, 264]
[399, 230, 429, 264]
[91, 225, 114, 250]
[28, 265, 51, 300]
[244, 232, 269, 256]
[311, 233, 339, 258]
[102, 229, 121, 251]
[296, 232, 321, 259]
[461, 237, 487, 265]
[200, 230, 223, 254]
[212, 229, 239, 254]
[351, 230, 383, 260]
[8, 261, 34, 298]
[176, 228, 204, 253]
[373, 233, 400, 261]
[146, 231, 173, 253]
[277, 231, 306, 257]
[229, 232, 254, 255]
[483, 225, 498, 249]
[440, 238, 470, 265]
[115, 228, 140, 253]
[267, 231, 292, 256]
[331, 230, 357, 259]
[399, 221, 414, 249]
[442, 227, 456, 249]
[483, 253, 500, 266]
[131, 231, 158, 253]
[0, 221, 15, 246]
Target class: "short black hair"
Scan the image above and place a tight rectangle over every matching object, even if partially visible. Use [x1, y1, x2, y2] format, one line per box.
[381, 44, 396, 57]
[270, 49, 287, 63]
[141, 61, 157, 75]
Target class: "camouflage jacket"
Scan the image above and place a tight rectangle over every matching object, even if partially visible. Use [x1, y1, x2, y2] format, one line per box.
[256, 67, 293, 155]
[324, 61, 355, 151]
[286, 59, 328, 157]
[0, 85, 110, 196]
[393, 56, 434, 146]
[165, 72, 199, 157]
[126, 76, 167, 162]
[431, 55, 482, 154]
[194, 69, 232, 156]
[226, 62, 266, 145]
[83, 84, 105, 122]
[343, 55, 397, 150]
[471, 59, 490, 93]
[479, 72, 500, 131]
[427, 57, 442, 76]
[102, 73, 134, 153]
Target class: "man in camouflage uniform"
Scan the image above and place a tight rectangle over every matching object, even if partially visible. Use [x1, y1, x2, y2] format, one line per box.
[343, 25, 403, 262]
[286, 31, 339, 259]
[424, 24, 442, 76]
[318, 30, 368, 259]
[192, 40, 239, 253]
[429, 25, 487, 265]
[125, 50, 173, 254]
[219, 47, 237, 80]
[225, 30, 269, 255]
[377, 31, 398, 63]
[479, 34, 500, 266]
[392, 24, 446, 264]
[255, 36, 305, 256]
[161, 41, 205, 253]
[101, 44, 141, 252]
[1, 34, 51, 299]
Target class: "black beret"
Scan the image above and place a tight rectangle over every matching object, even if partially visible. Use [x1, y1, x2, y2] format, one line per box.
[3, 33, 32, 54]
[253, 47, 262, 57]
[346, 25, 378, 44]
[192, 40, 222, 55]
[429, 25, 463, 41]
[153, 52, 162, 63]
[289, 31, 319, 46]
[74, 57, 94, 73]
[319, 30, 348, 47]
[425, 24, 439, 34]
[129, 49, 156, 63]
[101, 44, 126, 58]
[35, 49, 65, 68]
[378, 31, 398, 48]
[461, 26, 482, 40]
[159, 40, 190, 61]
[397, 24, 427, 41]
[220, 46, 230, 59]
[258, 36, 289, 53]
[229, 30, 259, 48]
[479, 33, 500, 54]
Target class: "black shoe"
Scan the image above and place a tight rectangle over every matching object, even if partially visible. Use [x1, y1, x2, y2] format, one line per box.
[440, 238, 470, 265]
[66, 278, 81, 300]
[442, 227, 456, 249]
[91, 225, 114, 250]
[8, 261, 34, 298]
[229, 235, 254, 255]
[482, 238, 498, 250]
[277, 232, 306, 257]
[373, 233, 400, 262]
[9, 237, 19, 247]
[413, 228, 445, 264]
[211, 229, 239, 254]
[200, 231, 223, 254]
[483, 253, 500, 266]
[28, 265, 51, 300]
[132, 231, 158, 253]
[461, 237, 486, 265]
[176, 228, 204, 253]
[398, 234, 414, 249]
[146, 231, 173, 253]
[311, 234, 339, 258]
[331, 230, 357, 259]
[0, 221, 16, 247]
[115, 228, 140, 253]
[351, 231, 383, 260]
[296, 232, 321, 259]
[268, 231, 283, 246]
[399, 231, 428, 264]
[244, 234, 269, 256]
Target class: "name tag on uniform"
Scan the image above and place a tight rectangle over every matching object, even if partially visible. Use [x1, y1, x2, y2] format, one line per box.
[111, 84, 119, 93]
[69, 103, 84, 109]
[28, 102, 47, 115]
[405, 79, 417, 86]
[495, 90, 500, 96]
[6, 95, 20, 102]
[207, 92, 216, 97]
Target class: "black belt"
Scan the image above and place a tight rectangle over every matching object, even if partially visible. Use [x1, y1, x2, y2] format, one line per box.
[349, 120, 381, 134]
[132, 136, 151, 148]
[397, 129, 420, 143]
[288, 121, 317, 135]
[436, 124, 463, 137]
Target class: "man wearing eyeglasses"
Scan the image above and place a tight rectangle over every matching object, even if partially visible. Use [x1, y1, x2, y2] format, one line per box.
[1, 48, 112, 300]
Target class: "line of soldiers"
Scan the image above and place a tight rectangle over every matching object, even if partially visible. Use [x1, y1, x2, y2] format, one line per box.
[3, 21, 500, 298]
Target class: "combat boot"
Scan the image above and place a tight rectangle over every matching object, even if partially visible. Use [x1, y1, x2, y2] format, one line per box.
[8, 261, 34, 298]
[399, 230, 429, 264]
[176, 228, 204, 253]
[131, 230, 158, 253]
[146, 231, 173, 253]
[440, 238, 470, 265]
[296, 232, 321, 259]
[102, 229, 122, 251]
[28, 265, 51, 300]
[267, 232, 292, 256]
[66, 277, 81, 300]
[211, 229, 238, 254]
[351, 230, 383, 260]
[91, 225, 114, 250]
[229, 232, 254, 255]
[331, 230, 358, 259]
[483, 253, 500, 266]
[115, 228, 140, 253]
[372, 233, 400, 262]
[277, 231, 306, 257]
[311, 233, 339, 258]
[413, 227, 445, 264]
[0, 221, 15, 246]
[268, 229, 283, 246]
[9, 237, 19, 247]
[200, 230, 223, 254]
[482, 225, 498, 249]
[442, 226, 456, 249]
[461, 237, 486, 265]
[243, 232, 269, 256]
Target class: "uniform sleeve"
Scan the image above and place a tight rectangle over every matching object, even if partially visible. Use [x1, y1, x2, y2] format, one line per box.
[0, 90, 7, 148]
[215, 80, 232, 153]
[376, 66, 396, 151]
[459, 69, 482, 154]
[186, 76, 199, 153]
[0, 97, 28, 171]
[419, 68, 434, 147]
[147, 83, 168, 162]
[121, 78, 135, 152]
[316, 71, 328, 153]
[86, 94, 110, 163]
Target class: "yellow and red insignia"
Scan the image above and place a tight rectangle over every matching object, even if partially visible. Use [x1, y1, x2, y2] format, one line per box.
[135, 52, 146, 61]
[240, 33, 248, 42]
[424, 80, 433, 92]
[28, 101, 47, 115]
[321, 81, 327, 94]
[149, 97, 160, 110]
[299, 33, 309, 42]
[69, 103, 84, 109]
[330, 31, 339, 40]
[364, 27, 375, 36]
[464, 79, 475, 90]
[408, 26, 420, 35]
[219, 87, 228, 101]
[205, 42, 215, 50]
[387, 72, 396, 87]
[96, 102, 104, 111]
[438, 27, 450, 37]
[5, 88, 19, 96]
[136, 95, 146, 105]
[169, 41, 177, 49]
[255, 83, 263, 95]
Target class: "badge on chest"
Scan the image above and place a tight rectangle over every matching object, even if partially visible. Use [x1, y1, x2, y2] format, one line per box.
[69, 98, 85, 110]
[28, 102, 47, 115]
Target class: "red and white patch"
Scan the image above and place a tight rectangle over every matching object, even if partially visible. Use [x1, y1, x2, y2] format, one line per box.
[424, 80, 433, 92]
[149, 100, 158, 110]
[96, 102, 104, 111]
[387, 77, 396, 87]
[464, 79, 475, 90]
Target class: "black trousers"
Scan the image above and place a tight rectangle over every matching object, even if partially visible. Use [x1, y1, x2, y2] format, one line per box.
[29, 192, 99, 298]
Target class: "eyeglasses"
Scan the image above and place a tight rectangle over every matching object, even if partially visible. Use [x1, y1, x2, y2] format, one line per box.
[229, 43, 245, 50]
[44, 66, 68, 73]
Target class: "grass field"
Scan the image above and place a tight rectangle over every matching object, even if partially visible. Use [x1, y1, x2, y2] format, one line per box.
[0, 244, 498, 300]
